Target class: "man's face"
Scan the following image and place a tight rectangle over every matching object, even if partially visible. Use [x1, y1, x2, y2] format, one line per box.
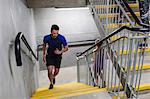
[51, 29, 59, 38]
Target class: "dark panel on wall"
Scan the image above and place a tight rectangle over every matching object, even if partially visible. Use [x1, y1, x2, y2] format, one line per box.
[27, 0, 86, 8]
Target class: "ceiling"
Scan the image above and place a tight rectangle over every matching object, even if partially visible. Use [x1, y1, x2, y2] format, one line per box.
[27, 0, 87, 8]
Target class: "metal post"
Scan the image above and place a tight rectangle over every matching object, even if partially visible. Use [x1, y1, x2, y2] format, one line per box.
[77, 58, 80, 82]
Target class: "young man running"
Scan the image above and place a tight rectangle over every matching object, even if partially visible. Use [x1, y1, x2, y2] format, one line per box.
[43, 24, 68, 89]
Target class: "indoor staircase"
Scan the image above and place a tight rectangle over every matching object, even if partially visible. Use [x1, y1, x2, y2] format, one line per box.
[31, 0, 150, 99]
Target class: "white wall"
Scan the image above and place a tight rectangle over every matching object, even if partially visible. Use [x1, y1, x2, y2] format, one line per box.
[33, 7, 100, 69]
[0, 0, 39, 98]
[34, 7, 99, 44]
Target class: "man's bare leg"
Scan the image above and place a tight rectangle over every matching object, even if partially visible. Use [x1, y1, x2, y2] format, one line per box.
[54, 68, 60, 77]
[47, 65, 55, 89]
[53, 67, 60, 84]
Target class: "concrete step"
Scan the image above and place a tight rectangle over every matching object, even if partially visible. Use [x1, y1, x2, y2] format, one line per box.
[31, 82, 108, 99]
[65, 91, 111, 99]
[111, 34, 150, 41]
[104, 22, 140, 29]
[139, 91, 150, 99]
[98, 12, 140, 19]
[111, 91, 150, 99]
[95, 3, 139, 9]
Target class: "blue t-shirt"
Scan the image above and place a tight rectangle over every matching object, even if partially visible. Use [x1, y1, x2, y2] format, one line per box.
[43, 34, 67, 57]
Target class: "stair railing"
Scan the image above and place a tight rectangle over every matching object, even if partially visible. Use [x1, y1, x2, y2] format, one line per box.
[15, 32, 38, 66]
[80, 0, 150, 98]
[76, 25, 149, 98]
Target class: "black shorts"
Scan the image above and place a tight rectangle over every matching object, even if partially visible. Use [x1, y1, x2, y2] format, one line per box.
[46, 55, 62, 68]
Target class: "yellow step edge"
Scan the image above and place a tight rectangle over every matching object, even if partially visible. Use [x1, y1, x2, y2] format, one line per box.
[108, 83, 150, 92]
[111, 34, 150, 41]
[118, 47, 150, 55]
[31, 83, 150, 99]
[35, 82, 92, 93]
[125, 64, 150, 71]
[43, 88, 106, 99]
[128, 3, 139, 8]
[32, 86, 98, 97]
[112, 84, 150, 99]
[112, 94, 126, 99]
[104, 20, 150, 29]
[31, 82, 106, 99]
[53, 88, 106, 99]
[32, 87, 100, 98]
[32, 83, 95, 96]
[95, 3, 139, 9]
[104, 22, 140, 29]
[111, 36, 128, 41]
[98, 12, 140, 19]
[95, 4, 118, 9]
[136, 83, 150, 91]
[105, 23, 131, 29]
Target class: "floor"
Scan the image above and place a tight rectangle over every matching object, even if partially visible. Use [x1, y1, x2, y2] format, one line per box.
[39, 66, 77, 88]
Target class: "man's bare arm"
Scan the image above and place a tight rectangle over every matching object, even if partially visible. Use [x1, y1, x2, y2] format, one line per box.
[43, 43, 46, 63]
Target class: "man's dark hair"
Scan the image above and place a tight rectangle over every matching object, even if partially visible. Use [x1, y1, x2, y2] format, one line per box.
[51, 24, 59, 32]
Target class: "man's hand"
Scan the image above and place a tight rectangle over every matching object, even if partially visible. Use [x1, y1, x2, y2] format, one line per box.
[54, 48, 63, 55]
[54, 46, 68, 55]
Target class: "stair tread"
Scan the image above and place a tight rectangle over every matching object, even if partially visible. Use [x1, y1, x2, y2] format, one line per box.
[66, 91, 112, 99]
[31, 82, 106, 99]
[95, 3, 139, 9]
[98, 12, 140, 18]
[104, 22, 139, 28]
[32, 86, 98, 97]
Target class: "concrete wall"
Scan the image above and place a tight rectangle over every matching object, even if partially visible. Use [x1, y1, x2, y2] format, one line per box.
[0, 0, 39, 98]
[34, 7, 99, 44]
[33, 7, 100, 69]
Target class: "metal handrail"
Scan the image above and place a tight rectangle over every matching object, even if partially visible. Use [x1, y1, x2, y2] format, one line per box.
[77, 36, 128, 59]
[77, 26, 149, 57]
[115, 0, 134, 26]
[15, 32, 38, 66]
[121, 0, 149, 28]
